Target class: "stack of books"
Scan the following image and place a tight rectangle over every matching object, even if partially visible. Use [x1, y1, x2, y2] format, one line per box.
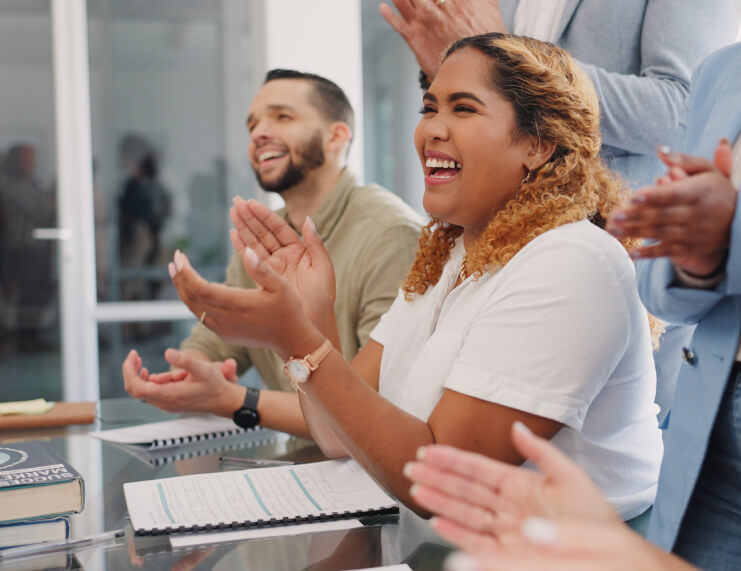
[0, 441, 85, 549]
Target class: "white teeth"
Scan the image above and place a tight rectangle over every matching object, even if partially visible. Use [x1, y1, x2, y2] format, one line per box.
[425, 157, 462, 169]
[259, 150, 286, 162]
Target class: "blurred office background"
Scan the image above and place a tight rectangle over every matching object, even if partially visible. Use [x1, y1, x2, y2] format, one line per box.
[0, 0, 739, 402]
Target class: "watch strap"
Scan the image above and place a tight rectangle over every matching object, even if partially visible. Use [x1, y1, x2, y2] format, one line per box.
[232, 387, 260, 429]
[305, 339, 333, 371]
[242, 386, 260, 411]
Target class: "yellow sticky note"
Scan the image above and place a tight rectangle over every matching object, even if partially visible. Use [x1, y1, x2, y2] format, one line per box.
[0, 399, 55, 416]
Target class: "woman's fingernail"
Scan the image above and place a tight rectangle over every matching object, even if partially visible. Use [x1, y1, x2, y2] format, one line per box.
[173, 250, 184, 272]
[416, 446, 427, 461]
[658, 145, 670, 155]
[168, 262, 176, 279]
[522, 517, 558, 545]
[611, 212, 627, 222]
[444, 551, 481, 571]
[513, 420, 532, 436]
[403, 462, 415, 478]
[307, 216, 317, 235]
[666, 152, 682, 164]
[245, 246, 260, 269]
[632, 194, 648, 204]
[409, 483, 420, 496]
[608, 227, 625, 237]
[630, 250, 642, 260]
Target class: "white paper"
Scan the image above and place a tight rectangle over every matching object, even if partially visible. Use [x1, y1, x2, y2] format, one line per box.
[124, 459, 397, 533]
[169, 519, 362, 548]
[90, 415, 247, 447]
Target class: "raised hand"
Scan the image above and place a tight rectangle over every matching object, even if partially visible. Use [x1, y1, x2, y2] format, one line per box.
[230, 198, 337, 332]
[146, 357, 239, 385]
[607, 139, 737, 277]
[379, 0, 506, 79]
[122, 349, 245, 417]
[444, 518, 697, 571]
[404, 422, 618, 555]
[169, 244, 325, 360]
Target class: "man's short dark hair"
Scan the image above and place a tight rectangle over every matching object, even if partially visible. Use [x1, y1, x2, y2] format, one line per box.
[264, 69, 355, 140]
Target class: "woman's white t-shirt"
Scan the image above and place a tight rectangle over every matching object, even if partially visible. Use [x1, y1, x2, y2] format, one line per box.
[371, 219, 662, 519]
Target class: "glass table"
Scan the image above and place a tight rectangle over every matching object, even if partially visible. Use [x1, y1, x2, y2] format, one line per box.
[1, 399, 453, 570]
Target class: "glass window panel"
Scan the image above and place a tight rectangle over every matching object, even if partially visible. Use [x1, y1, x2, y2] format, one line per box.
[87, 0, 240, 306]
[0, 0, 61, 401]
[361, 0, 425, 214]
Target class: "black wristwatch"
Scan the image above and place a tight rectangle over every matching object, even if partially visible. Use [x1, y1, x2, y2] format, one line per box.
[232, 387, 261, 429]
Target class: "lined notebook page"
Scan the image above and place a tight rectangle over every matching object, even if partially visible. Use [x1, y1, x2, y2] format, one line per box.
[124, 459, 397, 534]
[90, 415, 254, 449]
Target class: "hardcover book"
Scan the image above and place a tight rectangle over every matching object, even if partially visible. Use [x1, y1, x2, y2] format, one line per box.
[0, 517, 69, 549]
[0, 441, 85, 524]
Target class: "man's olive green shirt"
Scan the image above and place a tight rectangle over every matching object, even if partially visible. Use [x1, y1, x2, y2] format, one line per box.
[180, 169, 423, 391]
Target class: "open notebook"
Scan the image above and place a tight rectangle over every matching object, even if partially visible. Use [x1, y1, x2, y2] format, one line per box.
[124, 459, 398, 535]
[90, 415, 261, 449]
[90, 415, 277, 466]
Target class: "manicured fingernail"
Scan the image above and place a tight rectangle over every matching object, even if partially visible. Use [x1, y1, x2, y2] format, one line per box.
[666, 153, 682, 163]
[416, 446, 427, 461]
[409, 483, 420, 497]
[168, 262, 176, 279]
[522, 517, 558, 545]
[307, 216, 317, 235]
[658, 145, 670, 155]
[444, 551, 481, 571]
[513, 420, 532, 436]
[608, 227, 625, 237]
[611, 212, 627, 222]
[630, 250, 642, 260]
[632, 194, 648, 204]
[164, 348, 180, 362]
[245, 246, 260, 268]
[173, 250, 184, 272]
[403, 462, 415, 478]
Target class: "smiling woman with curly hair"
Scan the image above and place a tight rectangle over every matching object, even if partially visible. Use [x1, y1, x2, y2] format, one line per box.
[405, 34, 636, 289]
[158, 32, 663, 524]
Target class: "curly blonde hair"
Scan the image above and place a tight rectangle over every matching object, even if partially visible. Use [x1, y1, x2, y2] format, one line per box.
[401, 33, 663, 345]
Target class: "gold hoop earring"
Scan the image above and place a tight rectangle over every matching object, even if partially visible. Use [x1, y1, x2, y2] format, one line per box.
[521, 168, 531, 185]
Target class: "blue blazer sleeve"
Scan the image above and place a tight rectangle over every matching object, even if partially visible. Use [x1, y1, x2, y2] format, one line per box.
[578, 0, 738, 157]
[637, 259, 724, 326]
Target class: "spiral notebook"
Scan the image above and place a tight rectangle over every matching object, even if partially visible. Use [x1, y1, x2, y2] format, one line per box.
[90, 415, 264, 450]
[124, 459, 398, 535]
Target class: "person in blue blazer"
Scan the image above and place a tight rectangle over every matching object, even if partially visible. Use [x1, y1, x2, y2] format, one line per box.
[627, 41, 741, 568]
[380, 0, 739, 424]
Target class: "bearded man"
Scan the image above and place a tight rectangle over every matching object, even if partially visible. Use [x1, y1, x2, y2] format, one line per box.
[122, 69, 422, 437]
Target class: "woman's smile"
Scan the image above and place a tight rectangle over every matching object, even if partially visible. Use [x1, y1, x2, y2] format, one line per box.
[424, 150, 462, 185]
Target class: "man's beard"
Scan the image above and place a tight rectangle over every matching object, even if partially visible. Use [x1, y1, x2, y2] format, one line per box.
[255, 132, 325, 194]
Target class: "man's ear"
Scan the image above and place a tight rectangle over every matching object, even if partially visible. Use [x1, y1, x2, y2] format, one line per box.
[526, 137, 556, 171]
[325, 122, 352, 158]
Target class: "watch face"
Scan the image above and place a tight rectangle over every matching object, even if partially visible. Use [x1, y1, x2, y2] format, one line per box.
[286, 359, 310, 382]
[234, 408, 260, 429]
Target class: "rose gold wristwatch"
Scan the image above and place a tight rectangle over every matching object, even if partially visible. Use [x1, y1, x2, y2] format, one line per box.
[282, 339, 333, 389]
